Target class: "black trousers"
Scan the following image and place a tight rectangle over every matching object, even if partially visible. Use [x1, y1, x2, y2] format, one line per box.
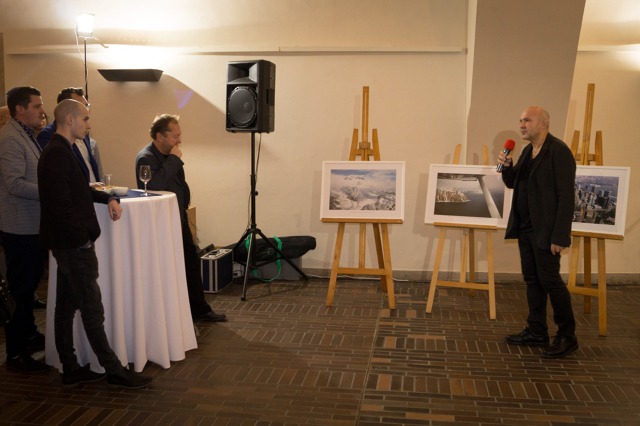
[518, 231, 576, 338]
[52, 244, 122, 373]
[1, 232, 46, 358]
[180, 214, 212, 319]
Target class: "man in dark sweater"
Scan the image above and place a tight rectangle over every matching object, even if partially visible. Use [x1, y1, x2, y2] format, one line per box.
[38, 99, 152, 388]
[498, 106, 578, 359]
[135, 114, 226, 323]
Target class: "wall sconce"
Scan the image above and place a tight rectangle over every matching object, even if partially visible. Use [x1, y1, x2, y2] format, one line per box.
[76, 13, 95, 100]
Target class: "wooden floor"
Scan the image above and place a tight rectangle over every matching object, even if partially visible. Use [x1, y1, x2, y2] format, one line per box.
[1, 277, 639, 425]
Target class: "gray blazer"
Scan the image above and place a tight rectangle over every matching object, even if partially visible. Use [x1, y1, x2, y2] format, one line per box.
[0, 119, 41, 234]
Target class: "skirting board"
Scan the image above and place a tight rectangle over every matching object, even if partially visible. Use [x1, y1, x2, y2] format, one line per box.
[303, 268, 640, 285]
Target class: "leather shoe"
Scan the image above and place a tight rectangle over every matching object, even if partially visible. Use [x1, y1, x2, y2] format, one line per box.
[506, 327, 549, 346]
[63, 364, 107, 386]
[107, 368, 152, 389]
[542, 335, 579, 359]
[6, 354, 51, 374]
[26, 331, 45, 354]
[196, 311, 228, 323]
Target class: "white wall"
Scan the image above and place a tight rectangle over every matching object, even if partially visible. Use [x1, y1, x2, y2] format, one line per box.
[2, 0, 638, 280]
[465, 0, 586, 277]
[3, 1, 469, 278]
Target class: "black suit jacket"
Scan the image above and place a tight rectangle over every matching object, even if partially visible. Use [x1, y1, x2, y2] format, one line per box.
[502, 133, 576, 249]
[38, 134, 112, 249]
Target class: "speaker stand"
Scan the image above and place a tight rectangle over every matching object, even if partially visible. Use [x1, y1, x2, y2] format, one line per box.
[233, 131, 308, 301]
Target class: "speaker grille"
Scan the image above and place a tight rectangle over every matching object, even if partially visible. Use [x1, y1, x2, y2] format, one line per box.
[226, 60, 275, 133]
[227, 86, 257, 128]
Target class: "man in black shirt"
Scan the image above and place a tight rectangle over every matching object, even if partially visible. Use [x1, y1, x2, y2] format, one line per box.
[498, 106, 578, 359]
[135, 114, 226, 323]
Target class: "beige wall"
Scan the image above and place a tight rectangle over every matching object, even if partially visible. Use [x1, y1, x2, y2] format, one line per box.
[0, 33, 4, 106]
[1, 0, 637, 280]
[466, 0, 586, 277]
[564, 50, 640, 277]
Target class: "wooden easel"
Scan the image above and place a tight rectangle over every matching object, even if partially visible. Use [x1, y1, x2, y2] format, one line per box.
[324, 87, 399, 309]
[568, 83, 621, 336]
[426, 144, 497, 319]
[570, 84, 603, 166]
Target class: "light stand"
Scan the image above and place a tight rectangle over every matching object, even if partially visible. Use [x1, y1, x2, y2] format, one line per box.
[234, 131, 308, 301]
[83, 37, 89, 101]
[76, 13, 94, 101]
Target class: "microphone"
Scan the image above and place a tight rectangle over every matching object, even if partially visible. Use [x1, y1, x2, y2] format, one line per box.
[496, 139, 516, 172]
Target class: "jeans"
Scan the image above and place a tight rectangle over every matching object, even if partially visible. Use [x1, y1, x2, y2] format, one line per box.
[1, 232, 46, 358]
[52, 244, 122, 373]
[518, 231, 576, 338]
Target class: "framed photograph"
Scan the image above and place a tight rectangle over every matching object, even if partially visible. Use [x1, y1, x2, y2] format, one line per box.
[320, 161, 405, 222]
[572, 165, 630, 237]
[424, 164, 512, 228]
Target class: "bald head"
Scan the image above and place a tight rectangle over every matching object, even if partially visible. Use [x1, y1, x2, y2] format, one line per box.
[54, 99, 84, 123]
[54, 99, 91, 142]
[525, 106, 550, 126]
[520, 106, 550, 144]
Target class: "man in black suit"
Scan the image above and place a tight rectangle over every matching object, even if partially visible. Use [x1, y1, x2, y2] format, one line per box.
[38, 99, 152, 388]
[498, 106, 578, 359]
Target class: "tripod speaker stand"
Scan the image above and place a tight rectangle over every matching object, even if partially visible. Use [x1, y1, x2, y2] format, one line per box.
[234, 131, 309, 301]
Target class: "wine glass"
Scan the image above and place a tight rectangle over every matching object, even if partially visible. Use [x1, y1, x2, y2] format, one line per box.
[139, 165, 151, 196]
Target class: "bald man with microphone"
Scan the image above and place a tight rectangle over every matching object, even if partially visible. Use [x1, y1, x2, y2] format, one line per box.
[498, 106, 578, 359]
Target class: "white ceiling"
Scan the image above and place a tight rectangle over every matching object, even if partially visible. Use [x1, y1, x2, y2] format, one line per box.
[579, 0, 640, 48]
[0, 0, 638, 50]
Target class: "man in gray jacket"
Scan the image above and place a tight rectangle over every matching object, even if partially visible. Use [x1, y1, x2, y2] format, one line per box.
[0, 86, 49, 372]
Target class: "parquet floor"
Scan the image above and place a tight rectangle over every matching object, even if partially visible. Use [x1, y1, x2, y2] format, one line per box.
[1, 277, 639, 425]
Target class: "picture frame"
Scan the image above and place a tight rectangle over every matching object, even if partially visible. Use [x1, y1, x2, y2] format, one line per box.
[572, 165, 630, 237]
[424, 164, 512, 228]
[320, 161, 405, 223]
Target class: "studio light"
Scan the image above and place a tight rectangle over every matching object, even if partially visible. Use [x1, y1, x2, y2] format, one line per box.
[76, 13, 95, 38]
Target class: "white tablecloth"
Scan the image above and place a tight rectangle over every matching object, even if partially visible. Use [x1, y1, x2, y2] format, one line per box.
[45, 191, 197, 372]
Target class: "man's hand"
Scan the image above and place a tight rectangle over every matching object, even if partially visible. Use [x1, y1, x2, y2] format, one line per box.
[169, 145, 183, 158]
[108, 199, 122, 221]
[497, 151, 513, 168]
[550, 244, 565, 255]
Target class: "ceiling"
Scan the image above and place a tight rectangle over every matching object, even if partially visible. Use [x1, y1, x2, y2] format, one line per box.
[579, 0, 640, 48]
[0, 0, 638, 51]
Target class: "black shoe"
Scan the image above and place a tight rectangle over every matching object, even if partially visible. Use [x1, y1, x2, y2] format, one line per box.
[33, 298, 47, 309]
[26, 332, 45, 354]
[62, 364, 107, 386]
[107, 368, 152, 389]
[542, 336, 579, 359]
[195, 311, 228, 323]
[6, 355, 51, 374]
[506, 327, 549, 346]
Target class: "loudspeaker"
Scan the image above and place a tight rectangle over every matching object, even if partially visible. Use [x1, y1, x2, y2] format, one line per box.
[226, 60, 275, 133]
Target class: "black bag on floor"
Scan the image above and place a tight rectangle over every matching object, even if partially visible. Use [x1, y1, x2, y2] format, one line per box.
[231, 235, 316, 263]
[0, 273, 16, 325]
